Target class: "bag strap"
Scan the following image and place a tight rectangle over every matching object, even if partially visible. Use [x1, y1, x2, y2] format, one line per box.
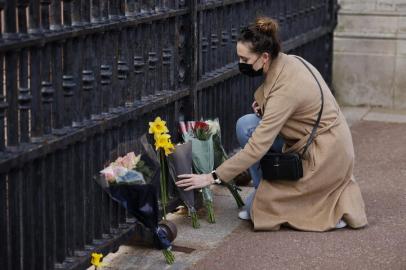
[293, 56, 324, 158]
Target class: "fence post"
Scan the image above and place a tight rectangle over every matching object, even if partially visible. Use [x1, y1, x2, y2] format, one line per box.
[189, 0, 198, 119]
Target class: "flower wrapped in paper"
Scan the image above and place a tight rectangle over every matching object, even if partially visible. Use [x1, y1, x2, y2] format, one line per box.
[99, 152, 146, 187]
[182, 121, 216, 223]
[180, 119, 244, 210]
[98, 151, 175, 264]
[167, 141, 200, 228]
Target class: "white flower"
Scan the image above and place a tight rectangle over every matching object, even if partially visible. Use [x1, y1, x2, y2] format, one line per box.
[205, 119, 221, 135]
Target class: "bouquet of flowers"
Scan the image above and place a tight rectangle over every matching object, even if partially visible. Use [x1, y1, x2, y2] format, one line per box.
[167, 141, 200, 228]
[180, 119, 244, 209]
[140, 130, 201, 229]
[99, 152, 149, 187]
[181, 121, 216, 223]
[98, 152, 175, 264]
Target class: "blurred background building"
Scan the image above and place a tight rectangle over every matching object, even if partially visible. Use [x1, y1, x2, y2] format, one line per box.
[334, 0, 406, 109]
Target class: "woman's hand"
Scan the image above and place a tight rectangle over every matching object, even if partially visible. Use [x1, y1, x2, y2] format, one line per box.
[176, 173, 213, 191]
[252, 100, 262, 116]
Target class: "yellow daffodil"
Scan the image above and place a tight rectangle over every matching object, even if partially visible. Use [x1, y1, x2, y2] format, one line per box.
[149, 117, 169, 135]
[148, 116, 174, 224]
[154, 133, 171, 150]
[153, 132, 161, 142]
[163, 139, 175, 156]
[91, 253, 104, 268]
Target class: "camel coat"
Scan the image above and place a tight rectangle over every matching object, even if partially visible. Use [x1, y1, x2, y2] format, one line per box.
[216, 53, 368, 231]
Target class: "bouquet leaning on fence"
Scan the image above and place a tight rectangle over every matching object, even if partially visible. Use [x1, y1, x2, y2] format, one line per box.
[181, 121, 216, 223]
[167, 141, 200, 228]
[98, 151, 175, 264]
[180, 119, 244, 211]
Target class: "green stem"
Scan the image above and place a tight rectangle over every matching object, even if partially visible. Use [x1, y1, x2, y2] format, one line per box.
[201, 187, 216, 223]
[190, 211, 200, 229]
[162, 249, 175, 264]
[159, 149, 168, 220]
[205, 201, 216, 223]
[225, 183, 245, 208]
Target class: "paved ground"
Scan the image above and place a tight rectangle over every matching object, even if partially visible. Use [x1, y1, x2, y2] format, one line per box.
[92, 107, 406, 270]
[193, 120, 406, 270]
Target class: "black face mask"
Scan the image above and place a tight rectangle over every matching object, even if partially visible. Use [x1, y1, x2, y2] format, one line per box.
[238, 56, 263, 77]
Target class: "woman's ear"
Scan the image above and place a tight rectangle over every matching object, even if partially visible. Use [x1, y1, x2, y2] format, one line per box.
[262, 52, 271, 63]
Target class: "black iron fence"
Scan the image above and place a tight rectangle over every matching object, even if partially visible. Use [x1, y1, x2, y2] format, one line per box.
[0, 0, 338, 269]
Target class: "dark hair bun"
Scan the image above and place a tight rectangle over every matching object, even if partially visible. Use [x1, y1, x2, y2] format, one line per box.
[238, 16, 281, 58]
[255, 17, 279, 35]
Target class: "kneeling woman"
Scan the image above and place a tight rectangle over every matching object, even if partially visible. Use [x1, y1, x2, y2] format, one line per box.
[176, 17, 368, 231]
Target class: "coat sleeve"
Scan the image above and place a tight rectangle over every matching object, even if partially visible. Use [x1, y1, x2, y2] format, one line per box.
[216, 87, 300, 182]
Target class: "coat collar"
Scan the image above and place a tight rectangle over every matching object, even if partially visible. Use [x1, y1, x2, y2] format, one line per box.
[261, 52, 288, 97]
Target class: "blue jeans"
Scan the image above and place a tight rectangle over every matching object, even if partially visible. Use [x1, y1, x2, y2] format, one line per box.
[236, 113, 284, 189]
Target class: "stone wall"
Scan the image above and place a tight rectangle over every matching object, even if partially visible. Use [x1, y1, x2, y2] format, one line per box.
[333, 0, 406, 109]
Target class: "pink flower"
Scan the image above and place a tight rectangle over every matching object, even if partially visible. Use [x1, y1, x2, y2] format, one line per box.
[112, 153, 141, 170]
[100, 166, 117, 183]
[121, 152, 141, 169]
[101, 152, 141, 184]
[121, 152, 134, 169]
[114, 156, 125, 167]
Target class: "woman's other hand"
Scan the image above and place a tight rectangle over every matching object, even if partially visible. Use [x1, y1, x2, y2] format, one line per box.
[252, 100, 262, 116]
[176, 174, 213, 191]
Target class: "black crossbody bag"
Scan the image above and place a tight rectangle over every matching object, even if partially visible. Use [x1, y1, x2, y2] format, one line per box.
[260, 57, 324, 181]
